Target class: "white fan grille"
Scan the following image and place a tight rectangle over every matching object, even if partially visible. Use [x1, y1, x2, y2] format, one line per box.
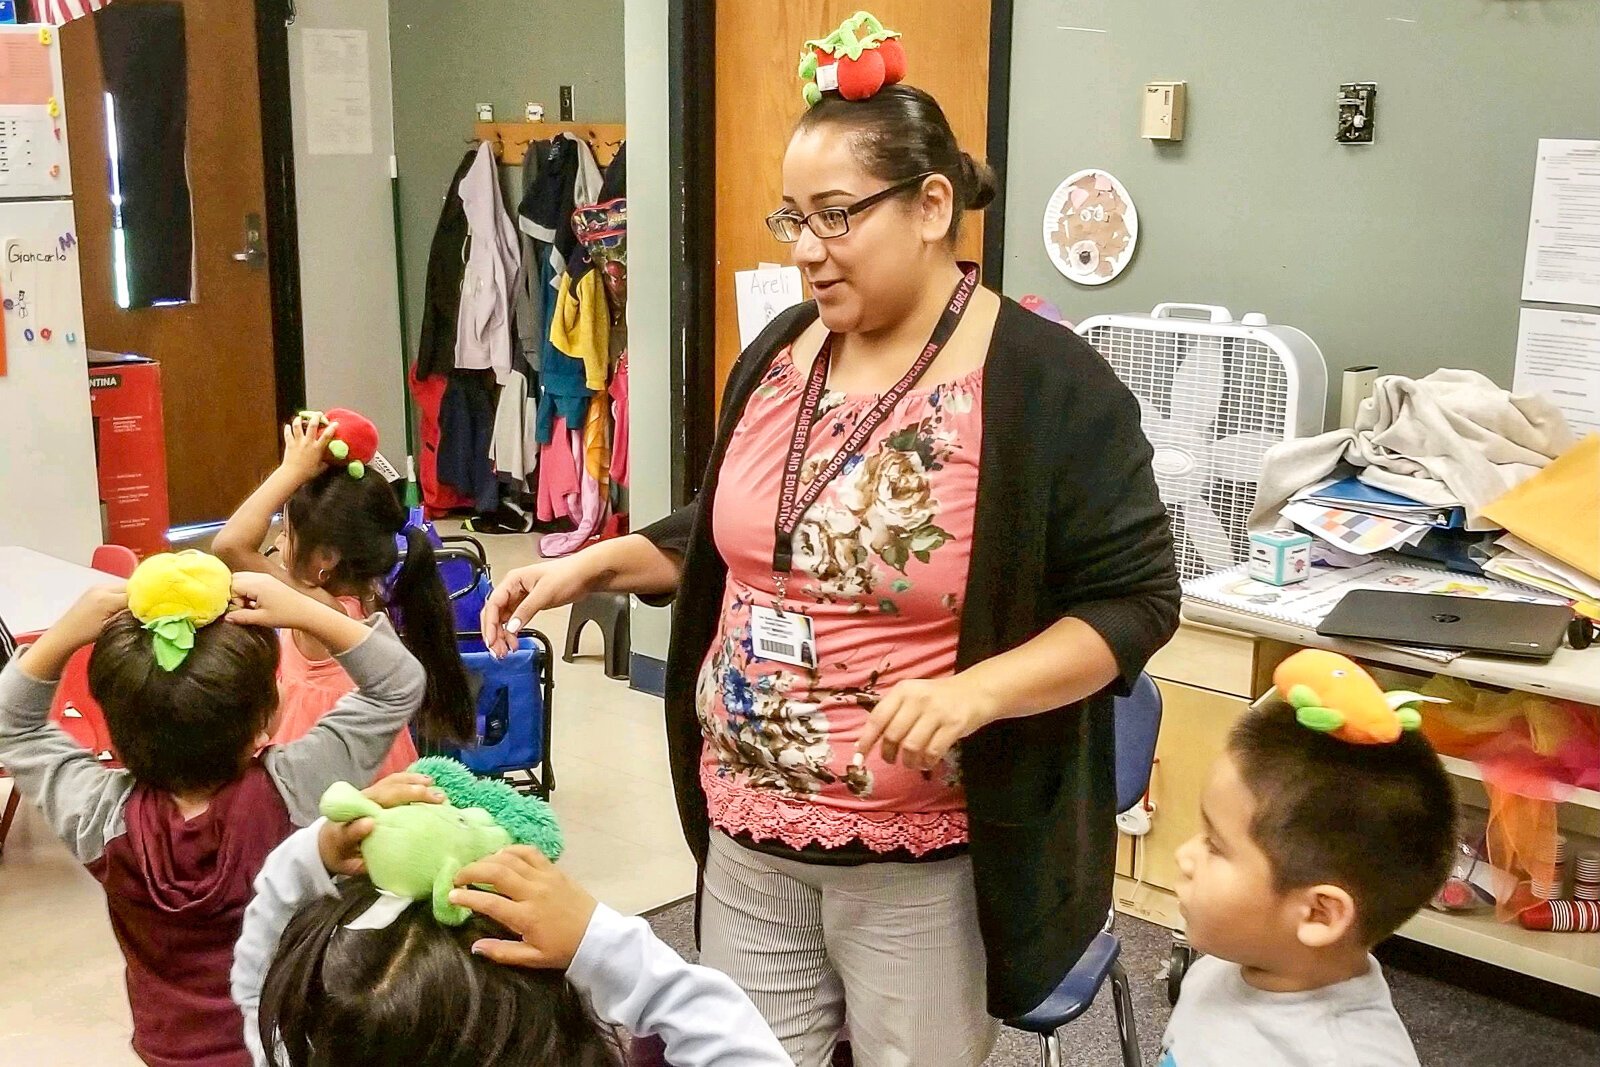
[1084, 324, 1291, 580]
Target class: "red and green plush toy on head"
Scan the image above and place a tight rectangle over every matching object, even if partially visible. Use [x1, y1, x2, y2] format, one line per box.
[299, 407, 379, 479]
[798, 11, 906, 106]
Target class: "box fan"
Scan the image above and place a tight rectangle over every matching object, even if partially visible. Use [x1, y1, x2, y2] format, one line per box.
[1076, 304, 1328, 581]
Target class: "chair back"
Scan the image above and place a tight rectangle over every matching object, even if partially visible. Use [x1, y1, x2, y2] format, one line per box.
[1113, 673, 1163, 814]
[91, 544, 139, 579]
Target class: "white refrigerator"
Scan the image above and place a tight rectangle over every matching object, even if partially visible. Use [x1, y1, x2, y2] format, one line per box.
[0, 23, 99, 564]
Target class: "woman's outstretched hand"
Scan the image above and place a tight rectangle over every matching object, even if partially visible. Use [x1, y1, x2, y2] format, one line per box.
[480, 558, 599, 657]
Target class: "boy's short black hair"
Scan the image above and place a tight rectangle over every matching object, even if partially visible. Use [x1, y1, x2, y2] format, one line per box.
[88, 612, 281, 794]
[1229, 698, 1457, 944]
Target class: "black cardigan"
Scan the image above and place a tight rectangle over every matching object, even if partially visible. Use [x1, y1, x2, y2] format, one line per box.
[639, 297, 1181, 1018]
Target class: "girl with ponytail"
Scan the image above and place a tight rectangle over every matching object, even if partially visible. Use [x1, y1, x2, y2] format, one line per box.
[217, 416, 474, 776]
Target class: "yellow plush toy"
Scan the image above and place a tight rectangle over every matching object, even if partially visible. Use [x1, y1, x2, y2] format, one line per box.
[126, 551, 233, 671]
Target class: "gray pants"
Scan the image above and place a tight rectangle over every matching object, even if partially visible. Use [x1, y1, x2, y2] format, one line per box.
[701, 831, 999, 1067]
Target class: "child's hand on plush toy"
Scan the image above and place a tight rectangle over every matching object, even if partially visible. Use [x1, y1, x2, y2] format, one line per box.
[318, 771, 447, 876]
[449, 846, 598, 970]
[280, 414, 340, 483]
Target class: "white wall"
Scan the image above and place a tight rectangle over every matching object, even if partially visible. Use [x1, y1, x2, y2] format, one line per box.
[623, 0, 672, 662]
[0, 199, 101, 564]
[287, 2, 408, 460]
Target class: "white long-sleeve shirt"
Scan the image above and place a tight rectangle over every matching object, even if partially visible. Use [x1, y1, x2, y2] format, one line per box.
[232, 823, 790, 1066]
[455, 141, 521, 382]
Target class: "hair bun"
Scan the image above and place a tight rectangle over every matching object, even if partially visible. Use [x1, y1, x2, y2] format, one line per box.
[959, 152, 997, 212]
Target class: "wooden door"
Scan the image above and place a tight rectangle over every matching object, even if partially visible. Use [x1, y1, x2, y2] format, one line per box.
[711, 0, 991, 403]
[61, 0, 281, 526]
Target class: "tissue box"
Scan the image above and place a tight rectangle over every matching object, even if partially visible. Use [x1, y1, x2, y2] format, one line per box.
[1248, 530, 1312, 585]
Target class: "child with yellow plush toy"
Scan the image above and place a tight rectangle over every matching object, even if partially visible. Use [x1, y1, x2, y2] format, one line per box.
[0, 549, 425, 1067]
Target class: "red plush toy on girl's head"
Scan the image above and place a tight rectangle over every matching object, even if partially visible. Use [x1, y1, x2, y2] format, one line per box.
[299, 407, 379, 479]
[798, 11, 906, 106]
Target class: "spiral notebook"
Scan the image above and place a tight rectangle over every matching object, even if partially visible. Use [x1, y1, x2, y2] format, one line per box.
[1183, 560, 1564, 663]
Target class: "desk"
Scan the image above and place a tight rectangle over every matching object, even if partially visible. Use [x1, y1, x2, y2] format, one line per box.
[1116, 607, 1600, 998]
[0, 547, 119, 637]
[1182, 602, 1600, 705]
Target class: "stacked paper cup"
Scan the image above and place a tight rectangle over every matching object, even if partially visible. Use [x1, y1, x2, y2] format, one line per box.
[1530, 835, 1568, 901]
[1576, 850, 1600, 902]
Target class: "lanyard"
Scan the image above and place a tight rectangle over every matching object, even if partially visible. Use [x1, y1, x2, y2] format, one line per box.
[772, 263, 980, 575]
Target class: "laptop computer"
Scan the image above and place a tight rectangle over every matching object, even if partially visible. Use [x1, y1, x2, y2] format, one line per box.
[1317, 590, 1572, 660]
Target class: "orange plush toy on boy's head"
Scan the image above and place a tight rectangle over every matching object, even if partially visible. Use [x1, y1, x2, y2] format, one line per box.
[1273, 648, 1437, 745]
[298, 407, 379, 479]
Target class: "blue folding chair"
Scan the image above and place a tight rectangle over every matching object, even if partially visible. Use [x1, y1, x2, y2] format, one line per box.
[443, 629, 556, 798]
[1006, 672, 1163, 1067]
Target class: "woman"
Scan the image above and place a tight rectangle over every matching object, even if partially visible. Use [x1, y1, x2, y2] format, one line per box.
[483, 76, 1179, 1067]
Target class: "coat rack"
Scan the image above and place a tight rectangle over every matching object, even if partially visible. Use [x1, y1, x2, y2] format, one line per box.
[473, 121, 626, 168]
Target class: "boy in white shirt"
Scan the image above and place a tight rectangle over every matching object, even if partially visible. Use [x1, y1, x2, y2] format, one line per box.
[1162, 697, 1456, 1066]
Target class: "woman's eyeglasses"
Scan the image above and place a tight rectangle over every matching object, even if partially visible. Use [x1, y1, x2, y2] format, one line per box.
[765, 172, 934, 243]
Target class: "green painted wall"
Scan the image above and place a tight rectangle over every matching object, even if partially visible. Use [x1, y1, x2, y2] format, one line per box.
[388, 0, 625, 350]
[1001, 1, 1600, 413]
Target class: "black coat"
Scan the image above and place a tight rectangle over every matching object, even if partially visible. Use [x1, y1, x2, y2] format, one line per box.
[414, 151, 479, 380]
[639, 296, 1181, 1018]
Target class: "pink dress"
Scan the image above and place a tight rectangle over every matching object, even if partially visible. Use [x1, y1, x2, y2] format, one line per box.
[271, 600, 417, 783]
[698, 347, 982, 857]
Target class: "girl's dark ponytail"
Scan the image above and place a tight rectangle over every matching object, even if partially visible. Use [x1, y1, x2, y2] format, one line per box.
[285, 470, 475, 748]
[389, 525, 475, 747]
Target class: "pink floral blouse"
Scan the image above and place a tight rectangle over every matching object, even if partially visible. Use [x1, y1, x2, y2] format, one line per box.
[698, 347, 983, 857]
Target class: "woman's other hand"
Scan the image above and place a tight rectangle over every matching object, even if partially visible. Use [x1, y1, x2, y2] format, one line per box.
[855, 674, 1002, 771]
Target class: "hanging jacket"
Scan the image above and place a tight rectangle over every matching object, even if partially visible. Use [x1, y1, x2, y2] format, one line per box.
[518, 134, 602, 277]
[514, 141, 552, 370]
[454, 142, 520, 382]
[409, 366, 475, 514]
[551, 267, 612, 391]
[414, 151, 478, 381]
[437, 370, 501, 515]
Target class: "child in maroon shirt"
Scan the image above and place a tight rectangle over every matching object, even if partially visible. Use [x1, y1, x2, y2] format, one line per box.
[0, 573, 423, 1067]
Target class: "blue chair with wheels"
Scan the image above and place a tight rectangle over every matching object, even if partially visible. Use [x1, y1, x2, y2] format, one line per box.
[1006, 672, 1164, 1067]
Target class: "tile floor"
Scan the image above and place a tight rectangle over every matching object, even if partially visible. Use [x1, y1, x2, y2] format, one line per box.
[0, 525, 696, 1064]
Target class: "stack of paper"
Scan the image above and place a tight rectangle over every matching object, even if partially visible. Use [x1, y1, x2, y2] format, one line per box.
[1284, 470, 1471, 557]
[1293, 473, 1467, 528]
[1485, 534, 1600, 619]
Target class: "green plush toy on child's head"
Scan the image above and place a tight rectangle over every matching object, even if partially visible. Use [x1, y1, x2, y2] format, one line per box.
[319, 756, 563, 926]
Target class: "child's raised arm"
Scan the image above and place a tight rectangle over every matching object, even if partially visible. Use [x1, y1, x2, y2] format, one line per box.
[213, 416, 338, 579]
[231, 572, 426, 824]
[0, 586, 136, 864]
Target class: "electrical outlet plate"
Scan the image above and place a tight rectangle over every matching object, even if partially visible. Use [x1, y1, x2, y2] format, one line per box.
[1337, 82, 1376, 144]
[475, 102, 494, 122]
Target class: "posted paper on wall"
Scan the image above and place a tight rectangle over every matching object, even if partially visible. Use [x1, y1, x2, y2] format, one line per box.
[1521, 139, 1600, 307]
[1514, 307, 1600, 436]
[302, 29, 373, 156]
[735, 266, 805, 349]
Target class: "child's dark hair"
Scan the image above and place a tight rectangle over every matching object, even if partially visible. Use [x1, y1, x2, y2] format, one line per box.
[1229, 700, 1457, 943]
[260, 879, 622, 1067]
[284, 470, 473, 747]
[89, 613, 280, 794]
[796, 83, 996, 242]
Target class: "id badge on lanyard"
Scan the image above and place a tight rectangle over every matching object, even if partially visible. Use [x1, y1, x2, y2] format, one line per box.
[750, 265, 980, 667]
